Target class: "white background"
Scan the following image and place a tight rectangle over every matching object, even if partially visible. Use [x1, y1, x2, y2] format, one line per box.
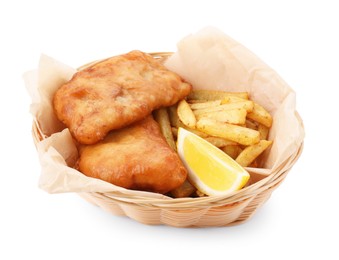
[1, 0, 338, 259]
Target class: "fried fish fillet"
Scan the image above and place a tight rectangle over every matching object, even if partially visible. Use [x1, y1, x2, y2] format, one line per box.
[77, 116, 187, 194]
[53, 50, 192, 144]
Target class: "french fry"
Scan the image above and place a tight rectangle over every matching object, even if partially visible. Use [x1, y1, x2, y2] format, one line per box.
[249, 160, 259, 168]
[221, 95, 248, 104]
[221, 96, 273, 127]
[196, 117, 260, 146]
[235, 140, 273, 167]
[164, 90, 274, 198]
[193, 100, 254, 116]
[222, 145, 243, 160]
[187, 90, 249, 101]
[258, 123, 269, 140]
[186, 99, 199, 103]
[170, 180, 196, 198]
[171, 127, 178, 139]
[247, 102, 273, 127]
[174, 120, 208, 138]
[189, 100, 221, 110]
[196, 108, 247, 125]
[245, 119, 258, 130]
[184, 127, 209, 138]
[167, 105, 180, 127]
[195, 189, 206, 197]
[177, 99, 197, 128]
[204, 136, 237, 147]
[170, 104, 205, 138]
[153, 108, 177, 151]
[176, 120, 210, 138]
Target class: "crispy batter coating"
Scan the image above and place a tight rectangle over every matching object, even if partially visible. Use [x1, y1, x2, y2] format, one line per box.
[77, 116, 187, 194]
[53, 50, 192, 144]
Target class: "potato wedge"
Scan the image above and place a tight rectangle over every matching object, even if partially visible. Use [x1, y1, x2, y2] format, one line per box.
[187, 90, 249, 101]
[153, 108, 177, 151]
[247, 102, 273, 127]
[235, 140, 273, 167]
[196, 118, 260, 146]
[196, 108, 247, 125]
[177, 100, 197, 128]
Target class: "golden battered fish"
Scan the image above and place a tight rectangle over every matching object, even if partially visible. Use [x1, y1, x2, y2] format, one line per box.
[53, 50, 192, 144]
[77, 116, 187, 194]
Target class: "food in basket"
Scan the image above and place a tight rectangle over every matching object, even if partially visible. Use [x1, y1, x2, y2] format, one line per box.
[177, 99, 197, 128]
[163, 90, 273, 165]
[176, 128, 250, 196]
[236, 140, 273, 167]
[77, 116, 187, 194]
[53, 50, 192, 145]
[156, 90, 273, 196]
[25, 27, 305, 227]
[197, 117, 260, 146]
[51, 50, 274, 197]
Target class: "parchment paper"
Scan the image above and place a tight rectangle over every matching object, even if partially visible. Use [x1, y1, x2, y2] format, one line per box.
[165, 27, 305, 173]
[24, 27, 304, 195]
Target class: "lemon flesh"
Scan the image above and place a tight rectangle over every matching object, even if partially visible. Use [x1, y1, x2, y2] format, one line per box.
[177, 128, 250, 196]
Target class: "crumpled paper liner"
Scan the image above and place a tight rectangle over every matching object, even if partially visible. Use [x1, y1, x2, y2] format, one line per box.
[24, 27, 304, 198]
[165, 27, 304, 172]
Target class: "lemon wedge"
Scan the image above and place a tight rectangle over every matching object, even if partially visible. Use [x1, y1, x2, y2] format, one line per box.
[177, 127, 250, 196]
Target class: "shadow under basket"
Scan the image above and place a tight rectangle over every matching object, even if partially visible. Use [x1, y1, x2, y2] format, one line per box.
[32, 52, 304, 228]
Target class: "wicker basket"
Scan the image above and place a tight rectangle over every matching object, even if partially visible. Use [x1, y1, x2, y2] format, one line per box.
[32, 52, 304, 228]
